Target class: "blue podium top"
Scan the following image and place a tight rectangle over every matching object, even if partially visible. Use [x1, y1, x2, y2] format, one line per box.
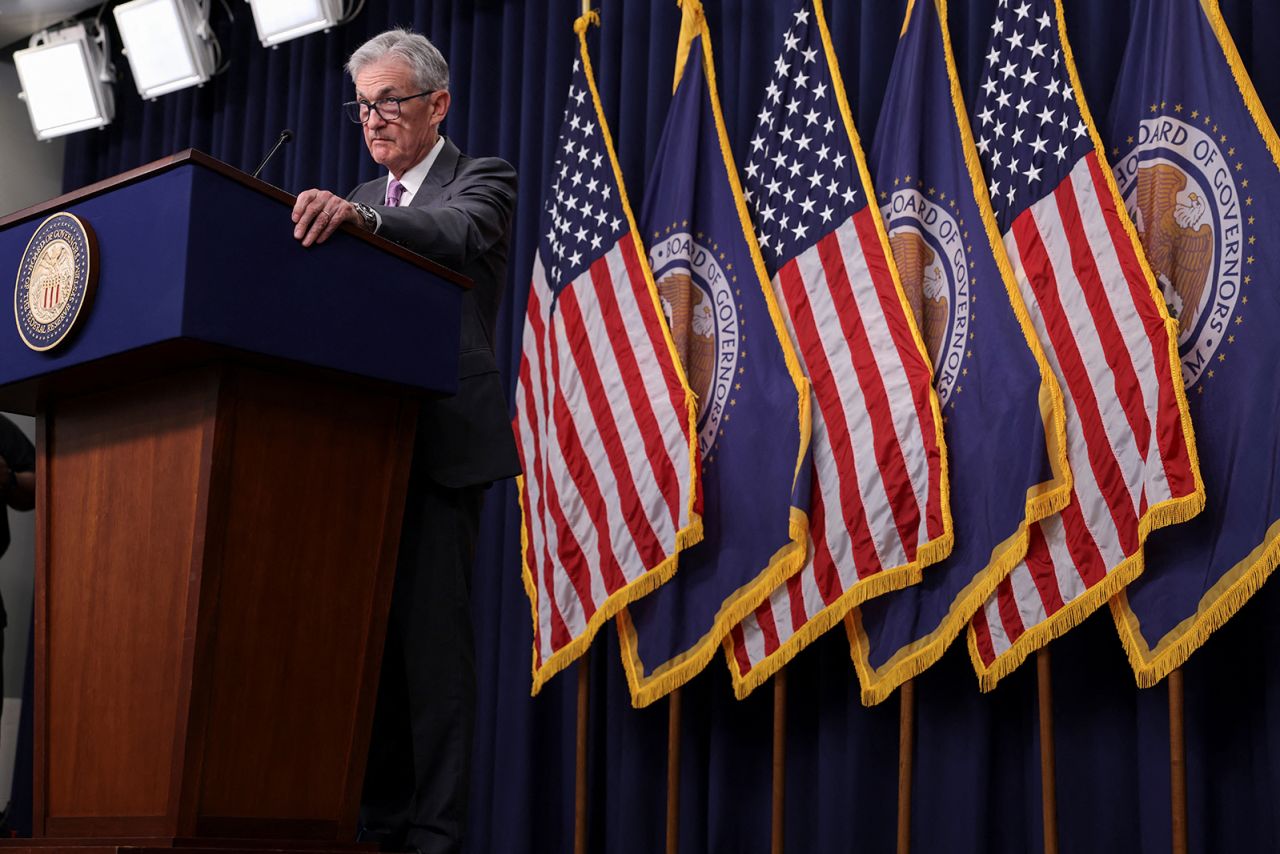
[0, 150, 468, 413]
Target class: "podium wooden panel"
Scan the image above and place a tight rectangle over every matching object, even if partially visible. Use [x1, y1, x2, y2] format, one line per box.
[0, 152, 471, 854]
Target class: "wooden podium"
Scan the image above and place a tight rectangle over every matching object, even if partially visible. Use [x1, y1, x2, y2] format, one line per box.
[0, 152, 469, 854]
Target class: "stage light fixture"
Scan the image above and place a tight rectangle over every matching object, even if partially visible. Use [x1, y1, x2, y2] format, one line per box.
[13, 22, 116, 141]
[114, 0, 219, 100]
[246, 0, 342, 47]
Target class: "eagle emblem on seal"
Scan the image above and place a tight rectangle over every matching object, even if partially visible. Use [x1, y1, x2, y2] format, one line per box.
[1132, 163, 1214, 332]
[889, 230, 949, 364]
[655, 272, 716, 406]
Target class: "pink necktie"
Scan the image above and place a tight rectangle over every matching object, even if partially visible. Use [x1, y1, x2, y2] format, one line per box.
[385, 177, 405, 207]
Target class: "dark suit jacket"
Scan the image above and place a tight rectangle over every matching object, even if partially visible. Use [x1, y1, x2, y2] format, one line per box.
[348, 137, 520, 488]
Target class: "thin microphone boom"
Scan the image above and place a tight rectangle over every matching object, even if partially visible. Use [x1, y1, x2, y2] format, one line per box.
[252, 129, 293, 179]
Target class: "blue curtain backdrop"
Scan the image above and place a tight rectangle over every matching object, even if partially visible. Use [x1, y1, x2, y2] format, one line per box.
[57, 1, 1280, 851]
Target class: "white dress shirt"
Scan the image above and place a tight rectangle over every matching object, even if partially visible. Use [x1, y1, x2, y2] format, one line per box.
[370, 135, 446, 232]
[387, 135, 446, 207]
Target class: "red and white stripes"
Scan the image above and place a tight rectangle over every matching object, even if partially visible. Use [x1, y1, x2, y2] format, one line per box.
[728, 208, 950, 692]
[517, 234, 699, 691]
[968, 153, 1199, 682]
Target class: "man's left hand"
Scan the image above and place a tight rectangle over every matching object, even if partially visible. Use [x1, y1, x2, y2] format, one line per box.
[292, 189, 361, 247]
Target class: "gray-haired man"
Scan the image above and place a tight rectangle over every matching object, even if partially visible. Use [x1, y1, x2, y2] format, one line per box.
[292, 28, 520, 854]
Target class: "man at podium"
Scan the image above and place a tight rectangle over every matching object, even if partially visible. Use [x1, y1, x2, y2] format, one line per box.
[290, 28, 520, 854]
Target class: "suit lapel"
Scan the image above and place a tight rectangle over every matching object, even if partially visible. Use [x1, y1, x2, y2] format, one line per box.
[410, 137, 460, 208]
[355, 137, 460, 207]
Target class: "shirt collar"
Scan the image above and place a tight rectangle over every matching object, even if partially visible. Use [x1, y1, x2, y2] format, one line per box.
[388, 135, 446, 204]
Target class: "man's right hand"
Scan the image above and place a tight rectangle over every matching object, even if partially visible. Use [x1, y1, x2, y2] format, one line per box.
[292, 189, 363, 248]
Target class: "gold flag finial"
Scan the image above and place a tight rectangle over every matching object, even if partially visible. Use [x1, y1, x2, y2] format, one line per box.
[673, 0, 705, 92]
[574, 8, 600, 34]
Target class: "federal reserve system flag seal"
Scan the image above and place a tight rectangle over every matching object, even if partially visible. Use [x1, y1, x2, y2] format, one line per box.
[1105, 0, 1280, 686]
[15, 211, 98, 352]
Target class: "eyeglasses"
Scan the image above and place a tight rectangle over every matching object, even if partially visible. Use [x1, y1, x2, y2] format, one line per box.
[343, 91, 435, 124]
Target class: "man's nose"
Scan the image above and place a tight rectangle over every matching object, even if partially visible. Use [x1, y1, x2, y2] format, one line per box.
[367, 108, 387, 129]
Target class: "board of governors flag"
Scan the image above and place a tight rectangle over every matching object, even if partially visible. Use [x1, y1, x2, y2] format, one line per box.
[726, 0, 953, 699]
[1106, 0, 1280, 686]
[965, 0, 1203, 688]
[849, 0, 1071, 706]
[513, 15, 702, 694]
[616, 0, 812, 708]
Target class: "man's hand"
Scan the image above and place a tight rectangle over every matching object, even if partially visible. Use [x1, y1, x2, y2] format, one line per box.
[292, 190, 362, 247]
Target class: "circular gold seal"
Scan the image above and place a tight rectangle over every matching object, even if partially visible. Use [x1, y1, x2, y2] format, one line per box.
[14, 212, 98, 352]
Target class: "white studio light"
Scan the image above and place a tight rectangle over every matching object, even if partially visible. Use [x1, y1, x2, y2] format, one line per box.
[13, 23, 116, 141]
[246, 0, 343, 48]
[114, 0, 218, 100]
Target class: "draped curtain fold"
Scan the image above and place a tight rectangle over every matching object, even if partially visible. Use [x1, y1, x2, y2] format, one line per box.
[60, 1, 1280, 851]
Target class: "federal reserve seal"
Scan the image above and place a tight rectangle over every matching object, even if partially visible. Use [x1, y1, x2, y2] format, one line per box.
[648, 231, 741, 455]
[881, 188, 972, 406]
[14, 212, 98, 352]
[1114, 114, 1249, 388]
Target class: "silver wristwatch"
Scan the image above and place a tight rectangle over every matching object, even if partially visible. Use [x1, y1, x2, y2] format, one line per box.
[352, 202, 378, 232]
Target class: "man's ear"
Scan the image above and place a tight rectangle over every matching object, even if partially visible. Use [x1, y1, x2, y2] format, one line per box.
[431, 90, 452, 130]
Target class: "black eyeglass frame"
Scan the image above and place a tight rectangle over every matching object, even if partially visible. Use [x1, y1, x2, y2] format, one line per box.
[343, 90, 436, 124]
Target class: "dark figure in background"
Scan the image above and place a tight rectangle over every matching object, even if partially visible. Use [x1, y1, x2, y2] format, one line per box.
[0, 415, 35, 642]
[0, 414, 34, 831]
[290, 28, 520, 854]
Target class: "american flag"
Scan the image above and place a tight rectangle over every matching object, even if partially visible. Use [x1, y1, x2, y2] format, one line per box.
[725, 0, 952, 698]
[514, 43, 701, 693]
[848, 0, 1072, 707]
[966, 0, 1202, 686]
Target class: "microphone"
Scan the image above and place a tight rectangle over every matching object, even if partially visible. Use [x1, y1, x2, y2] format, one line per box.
[252, 129, 293, 180]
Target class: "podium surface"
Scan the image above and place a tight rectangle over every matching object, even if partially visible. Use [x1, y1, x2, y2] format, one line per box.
[0, 149, 467, 411]
[0, 152, 467, 853]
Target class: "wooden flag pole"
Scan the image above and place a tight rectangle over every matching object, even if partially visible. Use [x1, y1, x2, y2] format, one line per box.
[896, 679, 915, 854]
[1169, 668, 1188, 854]
[771, 670, 788, 854]
[574, 653, 590, 854]
[1036, 649, 1059, 854]
[666, 687, 682, 854]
